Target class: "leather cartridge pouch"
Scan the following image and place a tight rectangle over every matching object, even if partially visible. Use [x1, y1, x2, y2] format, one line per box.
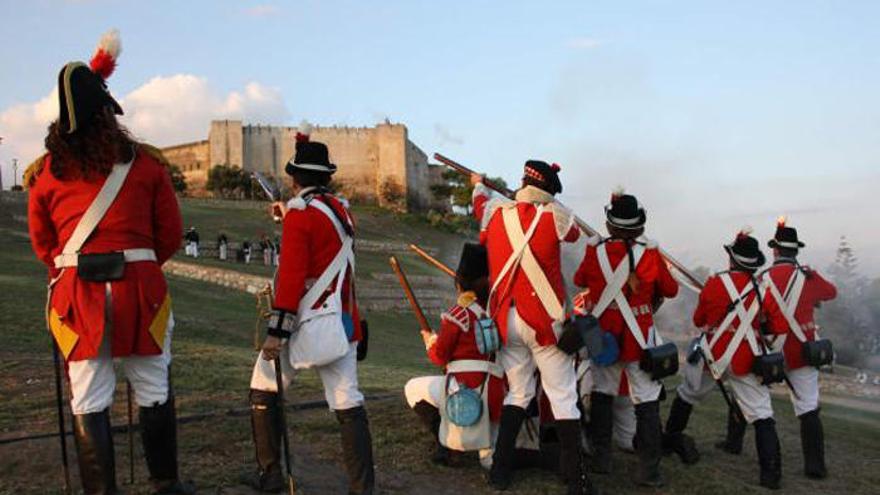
[639, 342, 680, 380]
[76, 252, 125, 282]
[802, 339, 833, 368]
[752, 352, 786, 385]
[557, 314, 603, 356]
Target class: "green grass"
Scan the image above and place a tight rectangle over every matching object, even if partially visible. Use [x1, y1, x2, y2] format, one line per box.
[3, 196, 879, 494]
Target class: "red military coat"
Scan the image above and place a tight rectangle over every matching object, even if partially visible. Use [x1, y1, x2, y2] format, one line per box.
[693, 270, 785, 376]
[27, 145, 182, 361]
[473, 184, 580, 346]
[573, 237, 679, 363]
[427, 292, 505, 421]
[763, 261, 837, 370]
[274, 189, 363, 341]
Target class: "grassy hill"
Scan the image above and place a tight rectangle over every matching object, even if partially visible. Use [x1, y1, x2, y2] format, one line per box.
[1, 193, 878, 494]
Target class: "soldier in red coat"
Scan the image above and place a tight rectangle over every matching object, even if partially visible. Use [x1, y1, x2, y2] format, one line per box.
[27, 31, 193, 495]
[471, 161, 594, 494]
[762, 218, 836, 478]
[572, 188, 678, 487]
[245, 128, 374, 494]
[404, 243, 505, 468]
[665, 228, 787, 490]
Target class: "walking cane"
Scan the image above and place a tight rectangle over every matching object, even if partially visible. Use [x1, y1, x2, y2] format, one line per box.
[51, 342, 72, 495]
[126, 380, 135, 484]
[273, 357, 297, 495]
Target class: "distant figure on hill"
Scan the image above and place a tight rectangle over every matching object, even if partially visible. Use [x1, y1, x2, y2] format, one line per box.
[260, 234, 272, 266]
[184, 226, 199, 257]
[242, 239, 252, 264]
[217, 232, 228, 260]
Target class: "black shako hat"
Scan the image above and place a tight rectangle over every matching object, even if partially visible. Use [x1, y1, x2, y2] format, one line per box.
[523, 160, 562, 195]
[605, 187, 646, 230]
[58, 30, 123, 134]
[456, 243, 489, 284]
[285, 121, 337, 176]
[768, 216, 805, 250]
[725, 227, 766, 270]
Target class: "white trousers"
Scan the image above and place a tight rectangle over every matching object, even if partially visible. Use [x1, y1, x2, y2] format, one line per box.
[68, 286, 173, 415]
[404, 375, 496, 468]
[250, 341, 364, 411]
[591, 361, 662, 405]
[676, 360, 774, 424]
[219, 244, 227, 260]
[787, 366, 820, 417]
[499, 308, 579, 420]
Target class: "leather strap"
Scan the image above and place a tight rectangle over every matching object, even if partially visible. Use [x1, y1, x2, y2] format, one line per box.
[446, 359, 504, 378]
[707, 273, 762, 377]
[593, 242, 656, 348]
[53, 248, 156, 268]
[765, 269, 810, 343]
[298, 198, 355, 311]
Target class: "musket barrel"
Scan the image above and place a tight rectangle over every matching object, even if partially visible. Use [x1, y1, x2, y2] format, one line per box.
[408, 244, 456, 278]
[433, 152, 705, 291]
[389, 256, 433, 332]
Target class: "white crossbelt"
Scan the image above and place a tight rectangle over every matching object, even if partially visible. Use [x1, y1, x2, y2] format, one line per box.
[54, 248, 157, 268]
[297, 198, 355, 312]
[489, 204, 566, 322]
[592, 242, 661, 350]
[702, 273, 762, 378]
[446, 359, 505, 378]
[765, 268, 811, 344]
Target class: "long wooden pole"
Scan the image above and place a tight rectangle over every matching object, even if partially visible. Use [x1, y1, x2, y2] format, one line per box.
[389, 256, 433, 332]
[433, 152, 706, 291]
[408, 244, 456, 278]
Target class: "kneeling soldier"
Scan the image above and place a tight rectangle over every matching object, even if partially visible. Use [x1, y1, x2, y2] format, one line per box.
[404, 243, 505, 469]
[573, 188, 679, 487]
[245, 128, 374, 494]
[27, 30, 193, 494]
[666, 228, 787, 490]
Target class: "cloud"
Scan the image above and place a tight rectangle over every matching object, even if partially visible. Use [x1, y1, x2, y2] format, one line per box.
[0, 75, 290, 180]
[567, 37, 603, 50]
[243, 4, 279, 17]
[433, 123, 464, 146]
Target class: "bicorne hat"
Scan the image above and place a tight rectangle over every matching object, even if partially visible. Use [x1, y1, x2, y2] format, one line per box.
[58, 30, 123, 134]
[285, 121, 337, 176]
[605, 186, 646, 230]
[768, 216, 805, 250]
[456, 243, 489, 285]
[725, 227, 766, 270]
[523, 160, 562, 195]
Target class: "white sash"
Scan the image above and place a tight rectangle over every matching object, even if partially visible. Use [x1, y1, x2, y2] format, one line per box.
[489, 205, 565, 322]
[296, 198, 355, 317]
[592, 242, 660, 350]
[704, 273, 762, 378]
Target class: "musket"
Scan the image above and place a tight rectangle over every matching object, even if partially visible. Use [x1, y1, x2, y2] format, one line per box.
[389, 256, 433, 332]
[51, 342, 72, 495]
[698, 346, 746, 424]
[252, 171, 283, 223]
[433, 153, 706, 292]
[408, 244, 455, 278]
[274, 357, 297, 495]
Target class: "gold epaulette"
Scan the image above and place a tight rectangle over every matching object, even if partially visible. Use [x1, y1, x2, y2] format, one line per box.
[138, 142, 172, 168]
[23, 152, 48, 189]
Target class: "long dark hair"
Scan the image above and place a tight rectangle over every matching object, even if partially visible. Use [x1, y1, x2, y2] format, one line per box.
[44, 107, 135, 180]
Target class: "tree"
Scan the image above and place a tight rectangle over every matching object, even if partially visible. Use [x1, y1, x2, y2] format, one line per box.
[168, 165, 188, 194]
[431, 168, 508, 214]
[206, 165, 259, 199]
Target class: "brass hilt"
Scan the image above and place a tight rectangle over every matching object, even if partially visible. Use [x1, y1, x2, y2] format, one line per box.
[254, 283, 274, 351]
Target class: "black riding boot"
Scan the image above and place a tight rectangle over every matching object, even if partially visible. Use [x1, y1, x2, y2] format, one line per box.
[412, 400, 450, 465]
[557, 419, 597, 495]
[634, 400, 665, 487]
[140, 396, 196, 494]
[799, 409, 827, 479]
[716, 404, 746, 455]
[242, 389, 284, 493]
[754, 418, 782, 490]
[489, 405, 527, 491]
[336, 406, 375, 495]
[73, 408, 119, 495]
[588, 392, 613, 474]
[662, 395, 700, 464]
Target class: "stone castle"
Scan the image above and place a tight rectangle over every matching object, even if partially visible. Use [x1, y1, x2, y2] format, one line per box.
[162, 120, 448, 212]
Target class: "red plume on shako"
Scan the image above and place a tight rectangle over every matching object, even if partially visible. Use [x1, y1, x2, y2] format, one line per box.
[89, 29, 121, 80]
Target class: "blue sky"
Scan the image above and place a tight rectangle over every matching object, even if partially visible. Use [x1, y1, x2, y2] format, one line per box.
[1, 1, 878, 274]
